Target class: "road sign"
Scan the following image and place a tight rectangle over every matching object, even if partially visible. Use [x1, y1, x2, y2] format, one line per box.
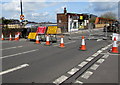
[20, 15, 24, 20]
[36, 27, 46, 34]
[28, 32, 37, 39]
[46, 26, 58, 34]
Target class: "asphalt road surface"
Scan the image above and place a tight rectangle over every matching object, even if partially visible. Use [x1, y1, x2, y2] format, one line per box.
[0, 28, 119, 84]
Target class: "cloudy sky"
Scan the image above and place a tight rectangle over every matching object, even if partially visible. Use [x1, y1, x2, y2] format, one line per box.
[1, 0, 119, 23]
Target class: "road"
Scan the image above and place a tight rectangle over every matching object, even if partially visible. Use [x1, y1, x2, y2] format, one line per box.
[0, 28, 119, 84]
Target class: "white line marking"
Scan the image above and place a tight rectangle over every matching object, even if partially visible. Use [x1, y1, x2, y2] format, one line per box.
[67, 67, 79, 75]
[86, 57, 94, 61]
[102, 54, 109, 58]
[53, 75, 68, 84]
[92, 52, 100, 57]
[81, 71, 93, 79]
[90, 64, 99, 70]
[74, 80, 83, 84]
[1, 49, 39, 59]
[100, 53, 120, 56]
[0, 64, 29, 75]
[0, 46, 23, 50]
[97, 59, 105, 64]
[97, 39, 102, 42]
[78, 61, 88, 67]
[97, 50, 102, 53]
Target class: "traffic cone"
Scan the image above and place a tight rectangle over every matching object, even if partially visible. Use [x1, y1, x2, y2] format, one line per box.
[45, 35, 50, 45]
[9, 33, 12, 41]
[1, 33, 4, 40]
[80, 36, 86, 51]
[111, 37, 118, 53]
[15, 33, 18, 41]
[35, 34, 40, 44]
[59, 35, 65, 48]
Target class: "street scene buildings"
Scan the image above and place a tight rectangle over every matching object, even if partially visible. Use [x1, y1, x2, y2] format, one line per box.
[0, 0, 120, 85]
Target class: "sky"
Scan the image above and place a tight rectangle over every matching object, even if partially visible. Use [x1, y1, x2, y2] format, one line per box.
[1, 0, 120, 23]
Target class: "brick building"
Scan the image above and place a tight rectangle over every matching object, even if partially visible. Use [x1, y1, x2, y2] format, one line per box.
[57, 8, 91, 32]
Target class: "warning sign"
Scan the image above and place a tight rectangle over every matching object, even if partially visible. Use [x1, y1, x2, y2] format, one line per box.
[28, 32, 37, 39]
[36, 27, 46, 34]
[46, 26, 58, 34]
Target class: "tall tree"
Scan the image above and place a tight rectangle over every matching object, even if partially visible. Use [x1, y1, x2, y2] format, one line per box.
[100, 12, 117, 19]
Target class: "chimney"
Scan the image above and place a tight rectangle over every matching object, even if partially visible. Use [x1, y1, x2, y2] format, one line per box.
[64, 7, 67, 14]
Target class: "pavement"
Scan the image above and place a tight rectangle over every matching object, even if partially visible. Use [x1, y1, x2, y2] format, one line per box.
[0, 28, 119, 84]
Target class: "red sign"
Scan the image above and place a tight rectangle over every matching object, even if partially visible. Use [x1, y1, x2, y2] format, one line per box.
[36, 27, 46, 34]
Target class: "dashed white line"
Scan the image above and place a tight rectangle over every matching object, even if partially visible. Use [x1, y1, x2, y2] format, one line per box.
[81, 71, 93, 79]
[97, 50, 102, 53]
[90, 64, 99, 70]
[0, 46, 23, 50]
[102, 54, 109, 58]
[92, 52, 100, 57]
[97, 39, 102, 42]
[74, 80, 83, 84]
[96, 59, 105, 64]
[86, 57, 94, 61]
[53, 75, 68, 84]
[78, 61, 88, 67]
[67, 67, 79, 75]
[0, 64, 29, 75]
[1, 49, 39, 59]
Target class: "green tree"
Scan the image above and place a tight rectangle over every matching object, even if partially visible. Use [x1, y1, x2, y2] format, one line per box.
[100, 12, 117, 19]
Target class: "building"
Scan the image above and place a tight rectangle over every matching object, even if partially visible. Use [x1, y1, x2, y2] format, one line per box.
[57, 8, 97, 32]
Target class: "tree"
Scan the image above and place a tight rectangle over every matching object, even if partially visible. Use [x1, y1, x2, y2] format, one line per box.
[100, 12, 117, 20]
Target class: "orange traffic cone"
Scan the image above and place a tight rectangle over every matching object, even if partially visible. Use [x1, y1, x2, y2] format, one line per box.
[15, 33, 18, 41]
[9, 33, 12, 41]
[35, 34, 40, 44]
[111, 37, 118, 53]
[80, 36, 86, 51]
[59, 35, 65, 48]
[1, 33, 4, 40]
[45, 35, 50, 45]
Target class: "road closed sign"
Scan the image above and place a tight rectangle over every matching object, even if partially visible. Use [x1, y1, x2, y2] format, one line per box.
[46, 26, 58, 34]
[36, 26, 46, 34]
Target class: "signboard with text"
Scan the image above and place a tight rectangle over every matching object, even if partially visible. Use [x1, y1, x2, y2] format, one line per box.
[46, 26, 58, 34]
[36, 26, 46, 34]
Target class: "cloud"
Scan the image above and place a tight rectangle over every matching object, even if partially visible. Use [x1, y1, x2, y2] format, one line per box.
[55, 5, 67, 13]
[92, 2, 118, 12]
[89, 0, 119, 2]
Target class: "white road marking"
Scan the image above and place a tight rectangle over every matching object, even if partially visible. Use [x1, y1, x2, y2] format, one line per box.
[92, 52, 100, 57]
[102, 54, 109, 58]
[97, 39, 102, 42]
[97, 59, 105, 64]
[67, 67, 79, 75]
[1, 49, 39, 59]
[0, 46, 23, 50]
[100, 53, 120, 56]
[97, 50, 102, 53]
[0, 64, 29, 75]
[90, 64, 99, 70]
[74, 80, 83, 84]
[78, 61, 88, 67]
[81, 71, 93, 79]
[53, 75, 68, 84]
[86, 57, 94, 61]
